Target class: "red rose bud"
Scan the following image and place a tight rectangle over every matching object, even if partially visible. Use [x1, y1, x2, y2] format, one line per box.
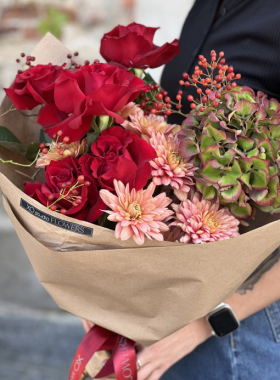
[100, 22, 179, 69]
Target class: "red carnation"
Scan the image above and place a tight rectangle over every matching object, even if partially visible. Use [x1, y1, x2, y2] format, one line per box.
[24, 157, 105, 223]
[79, 126, 157, 192]
[100, 22, 180, 69]
[4, 63, 63, 110]
[37, 63, 149, 143]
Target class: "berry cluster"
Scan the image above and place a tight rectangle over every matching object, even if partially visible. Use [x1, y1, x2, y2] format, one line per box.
[181, 50, 241, 111]
[39, 130, 71, 156]
[47, 175, 91, 214]
[15, 53, 36, 73]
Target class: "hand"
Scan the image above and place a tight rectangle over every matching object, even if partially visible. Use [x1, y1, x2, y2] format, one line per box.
[135, 317, 212, 380]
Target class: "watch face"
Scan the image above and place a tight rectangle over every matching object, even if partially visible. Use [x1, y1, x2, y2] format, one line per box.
[208, 308, 239, 337]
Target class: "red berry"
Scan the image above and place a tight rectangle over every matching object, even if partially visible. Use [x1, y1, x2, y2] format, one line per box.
[205, 89, 211, 95]
[63, 136, 70, 143]
[199, 107, 205, 112]
[16, 59, 20, 63]
[60, 209, 67, 215]
[17, 70, 23, 74]
[67, 54, 72, 59]
[84, 60, 90, 65]
[57, 130, 63, 137]
[179, 80, 185, 85]
[203, 63, 208, 69]
[50, 205, 57, 211]
[164, 96, 170, 103]
[72, 202, 78, 207]
[178, 90, 183, 95]
[52, 134, 57, 140]
[182, 73, 189, 79]
[77, 175, 84, 184]
[227, 84, 232, 91]
[192, 78, 198, 84]
[39, 143, 45, 150]
[176, 94, 182, 101]
[199, 55, 204, 60]
[144, 96, 150, 102]
[48, 194, 55, 201]
[190, 103, 196, 109]
[215, 92, 221, 99]
[151, 109, 157, 114]
[212, 62, 217, 68]
[185, 81, 190, 87]
[232, 82, 237, 88]
[84, 181, 91, 186]
[42, 148, 48, 154]
[236, 73, 241, 79]
[59, 150, 64, 155]
[140, 101, 146, 109]
[202, 96, 208, 103]
[197, 88, 202, 94]
[176, 104, 182, 109]
[216, 84, 222, 89]
[228, 66, 234, 73]
[94, 59, 100, 64]
[74, 52, 79, 56]
[213, 100, 219, 107]
[21, 53, 25, 57]
[166, 109, 171, 115]
[187, 95, 194, 102]
[219, 51, 224, 57]
[66, 181, 73, 187]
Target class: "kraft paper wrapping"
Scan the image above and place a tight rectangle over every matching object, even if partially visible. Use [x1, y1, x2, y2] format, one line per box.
[1, 172, 280, 346]
[1, 34, 280, 349]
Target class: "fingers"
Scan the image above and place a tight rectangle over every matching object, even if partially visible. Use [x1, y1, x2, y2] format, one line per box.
[82, 319, 94, 333]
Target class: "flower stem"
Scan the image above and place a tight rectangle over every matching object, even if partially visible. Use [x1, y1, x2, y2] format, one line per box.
[0, 105, 16, 118]
[0, 149, 41, 168]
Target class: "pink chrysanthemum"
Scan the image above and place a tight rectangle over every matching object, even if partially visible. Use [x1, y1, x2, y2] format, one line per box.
[170, 192, 240, 244]
[99, 180, 173, 245]
[122, 109, 180, 142]
[117, 102, 142, 120]
[149, 132, 197, 201]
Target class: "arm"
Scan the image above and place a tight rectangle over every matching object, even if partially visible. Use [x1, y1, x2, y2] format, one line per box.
[134, 257, 280, 380]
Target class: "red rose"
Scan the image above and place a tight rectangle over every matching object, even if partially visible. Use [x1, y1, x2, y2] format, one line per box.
[79, 126, 157, 191]
[37, 63, 149, 142]
[100, 22, 180, 69]
[24, 157, 105, 223]
[4, 63, 63, 110]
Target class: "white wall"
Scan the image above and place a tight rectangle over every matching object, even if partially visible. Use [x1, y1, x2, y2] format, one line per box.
[134, 0, 195, 82]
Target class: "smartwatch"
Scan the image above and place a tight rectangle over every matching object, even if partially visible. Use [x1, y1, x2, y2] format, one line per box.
[206, 303, 240, 338]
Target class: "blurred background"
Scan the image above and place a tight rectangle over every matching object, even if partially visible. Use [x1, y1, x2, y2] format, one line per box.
[0, 1, 194, 379]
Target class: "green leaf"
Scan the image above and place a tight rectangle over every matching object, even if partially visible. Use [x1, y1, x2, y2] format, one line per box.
[270, 125, 280, 139]
[86, 132, 100, 153]
[230, 203, 252, 218]
[0, 126, 27, 154]
[249, 189, 268, 203]
[0, 126, 21, 143]
[25, 142, 40, 161]
[39, 129, 50, 144]
[200, 134, 216, 152]
[251, 169, 268, 189]
[179, 139, 198, 158]
[142, 72, 157, 86]
[269, 165, 278, 177]
[247, 148, 259, 158]
[205, 125, 226, 143]
[201, 161, 222, 183]
[218, 160, 242, 187]
[240, 172, 252, 188]
[257, 139, 274, 161]
[237, 136, 254, 152]
[239, 157, 253, 173]
[234, 99, 257, 117]
[252, 157, 269, 173]
[203, 185, 216, 200]
[200, 145, 220, 164]
[220, 182, 242, 202]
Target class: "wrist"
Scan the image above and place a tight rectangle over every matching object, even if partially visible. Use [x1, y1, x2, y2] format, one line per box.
[192, 317, 213, 346]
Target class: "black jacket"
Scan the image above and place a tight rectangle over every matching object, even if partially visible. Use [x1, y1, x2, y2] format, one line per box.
[161, 0, 280, 123]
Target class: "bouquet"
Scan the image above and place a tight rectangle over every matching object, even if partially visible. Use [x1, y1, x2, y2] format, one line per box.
[1, 24, 280, 380]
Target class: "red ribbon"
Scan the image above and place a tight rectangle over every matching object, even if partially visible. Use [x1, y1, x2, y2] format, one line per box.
[68, 325, 137, 380]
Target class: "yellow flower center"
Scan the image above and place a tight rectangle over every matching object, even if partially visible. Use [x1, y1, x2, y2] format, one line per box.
[127, 202, 142, 220]
[204, 211, 221, 232]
